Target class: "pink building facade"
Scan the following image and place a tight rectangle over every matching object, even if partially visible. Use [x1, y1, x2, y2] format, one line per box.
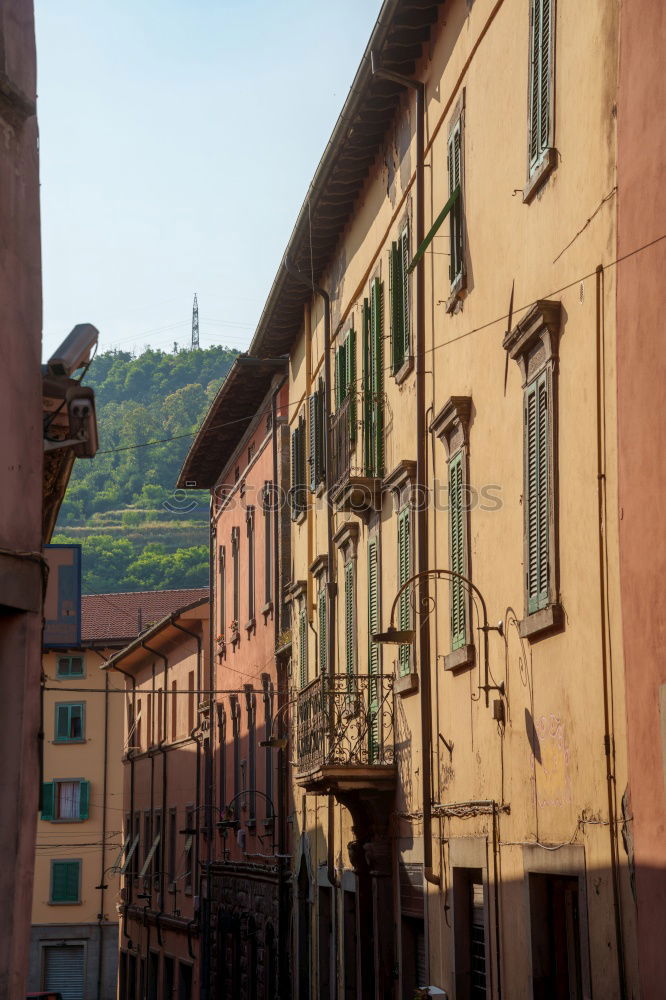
[105, 597, 210, 1000]
[179, 356, 291, 999]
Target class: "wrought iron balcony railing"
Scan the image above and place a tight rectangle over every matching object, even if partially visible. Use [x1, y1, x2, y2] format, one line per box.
[295, 673, 395, 788]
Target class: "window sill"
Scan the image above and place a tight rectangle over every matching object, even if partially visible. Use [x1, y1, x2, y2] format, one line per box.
[519, 603, 564, 642]
[315, 482, 326, 499]
[292, 509, 307, 526]
[445, 273, 467, 314]
[261, 601, 273, 619]
[393, 356, 414, 385]
[245, 618, 256, 636]
[443, 643, 475, 672]
[53, 738, 86, 744]
[48, 900, 81, 906]
[394, 670, 419, 696]
[523, 147, 558, 204]
[43, 817, 85, 824]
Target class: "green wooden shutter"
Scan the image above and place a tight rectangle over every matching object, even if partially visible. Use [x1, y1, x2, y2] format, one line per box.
[369, 278, 384, 477]
[346, 329, 357, 444]
[525, 373, 549, 612]
[56, 704, 69, 740]
[344, 562, 354, 676]
[335, 345, 347, 411]
[390, 241, 404, 372]
[51, 860, 80, 903]
[362, 298, 371, 475]
[299, 608, 308, 688]
[398, 508, 411, 676]
[41, 781, 54, 821]
[316, 377, 326, 482]
[79, 780, 90, 820]
[448, 123, 463, 283]
[529, 0, 552, 173]
[368, 539, 379, 677]
[368, 539, 380, 763]
[449, 452, 466, 650]
[318, 588, 327, 673]
[308, 393, 317, 492]
[401, 225, 410, 360]
[291, 427, 298, 519]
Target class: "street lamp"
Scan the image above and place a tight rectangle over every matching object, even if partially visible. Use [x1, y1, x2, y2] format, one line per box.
[258, 698, 295, 751]
[372, 567, 504, 707]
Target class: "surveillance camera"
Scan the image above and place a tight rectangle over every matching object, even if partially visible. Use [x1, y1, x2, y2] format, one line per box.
[66, 385, 99, 458]
[47, 323, 99, 377]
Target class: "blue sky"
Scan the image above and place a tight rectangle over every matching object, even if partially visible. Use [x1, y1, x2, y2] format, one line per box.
[35, 0, 382, 359]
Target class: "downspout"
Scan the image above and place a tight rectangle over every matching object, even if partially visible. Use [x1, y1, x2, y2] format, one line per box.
[107, 660, 136, 939]
[284, 254, 339, 892]
[141, 640, 169, 948]
[203, 497, 215, 1000]
[370, 56, 438, 893]
[595, 264, 627, 998]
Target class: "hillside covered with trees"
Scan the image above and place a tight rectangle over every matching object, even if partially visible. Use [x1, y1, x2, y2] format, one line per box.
[52, 345, 237, 593]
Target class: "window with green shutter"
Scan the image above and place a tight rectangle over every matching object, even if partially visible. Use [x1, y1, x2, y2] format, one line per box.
[363, 280, 384, 477]
[448, 120, 464, 285]
[318, 587, 327, 673]
[41, 779, 90, 821]
[299, 607, 308, 689]
[368, 538, 380, 677]
[525, 372, 550, 613]
[344, 562, 355, 676]
[398, 507, 412, 676]
[528, 0, 554, 175]
[291, 416, 307, 518]
[390, 223, 410, 373]
[56, 656, 84, 678]
[449, 452, 466, 650]
[54, 702, 85, 742]
[50, 859, 81, 903]
[309, 378, 326, 492]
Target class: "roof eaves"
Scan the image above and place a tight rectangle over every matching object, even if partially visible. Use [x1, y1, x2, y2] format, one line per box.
[100, 596, 209, 673]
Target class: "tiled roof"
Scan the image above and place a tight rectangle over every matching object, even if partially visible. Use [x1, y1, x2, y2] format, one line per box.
[81, 588, 208, 645]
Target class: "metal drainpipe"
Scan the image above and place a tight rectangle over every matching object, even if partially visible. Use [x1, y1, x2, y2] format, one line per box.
[283, 254, 339, 892]
[370, 55, 439, 894]
[595, 264, 627, 999]
[107, 660, 137, 937]
[141, 640, 169, 949]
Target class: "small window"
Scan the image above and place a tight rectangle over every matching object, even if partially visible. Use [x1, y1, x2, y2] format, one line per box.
[231, 527, 240, 625]
[247, 506, 256, 622]
[50, 859, 81, 903]
[41, 779, 90, 821]
[56, 656, 84, 678]
[390, 223, 410, 373]
[309, 378, 328, 490]
[54, 702, 85, 742]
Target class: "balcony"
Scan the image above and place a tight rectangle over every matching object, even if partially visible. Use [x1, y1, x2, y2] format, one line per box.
[329, 394, 382, 518]
[295, 673, 395, 794]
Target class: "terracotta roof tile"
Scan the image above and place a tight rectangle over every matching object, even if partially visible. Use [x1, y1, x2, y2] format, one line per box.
[81, 588, 208, 645]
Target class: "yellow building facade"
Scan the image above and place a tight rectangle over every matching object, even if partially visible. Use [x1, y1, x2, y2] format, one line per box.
[244, 0, 638, 997]
[29, 587, 207, 1000]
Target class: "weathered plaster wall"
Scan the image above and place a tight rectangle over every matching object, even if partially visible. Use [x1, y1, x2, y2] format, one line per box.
[616, 0, 666, 991]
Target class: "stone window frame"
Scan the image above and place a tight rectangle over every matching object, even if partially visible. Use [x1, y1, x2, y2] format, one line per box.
[503, 299, 564, 641]
[431, 396, 476, 671]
